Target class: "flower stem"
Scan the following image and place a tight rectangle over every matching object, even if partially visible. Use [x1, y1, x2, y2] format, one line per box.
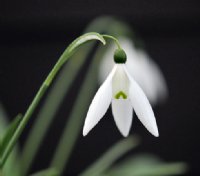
[20, 45, 92, 176]
[50, 44, 106, 174]
[102, 34, 122, 49]
[0, 32, 106, 168]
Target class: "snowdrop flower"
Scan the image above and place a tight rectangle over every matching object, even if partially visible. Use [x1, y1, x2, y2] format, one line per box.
[83, 49, 159, 137]
[99, 37, 168, 106]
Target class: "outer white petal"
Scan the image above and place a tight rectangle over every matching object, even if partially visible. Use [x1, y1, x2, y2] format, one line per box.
[137, 50, 168, 104]
[123, 65, 159, 137]
[126, 54, 158, 105]
[124, 41, 159, 105]
[147, 56, 168, 102]
[111, 99, 133, 137]
[83, 66, 117, 136]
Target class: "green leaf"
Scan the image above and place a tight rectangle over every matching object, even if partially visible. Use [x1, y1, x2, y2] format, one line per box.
[104, 154, 188, 176]
[0, 104, 21, 176]
[30, 168, 59, 176]
[0, 104, 9, 135]
[79, 136, 139, 176]
[0, 114, 22, 157]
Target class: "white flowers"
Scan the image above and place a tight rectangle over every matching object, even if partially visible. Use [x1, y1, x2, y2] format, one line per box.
[83, 49, 159, 137]
[99, 37, 168, 106]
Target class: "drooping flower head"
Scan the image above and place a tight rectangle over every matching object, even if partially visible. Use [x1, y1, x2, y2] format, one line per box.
[83, 47, 159, 137]
[99, 37, 168, 106]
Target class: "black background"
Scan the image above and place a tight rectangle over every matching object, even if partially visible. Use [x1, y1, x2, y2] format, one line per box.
[0, 0, 200, 175]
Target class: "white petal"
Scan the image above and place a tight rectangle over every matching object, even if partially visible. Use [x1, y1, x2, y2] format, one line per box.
[137, 50, 168, 104]
[99, 43, 116, 83]
[123, 65, 159, 137]
[147, 56, 168, 103]
[126, 55, 158, 105]
[112, 64, 129, 97]
[83, 66, 117, 136]
[111, 99, 133, 137]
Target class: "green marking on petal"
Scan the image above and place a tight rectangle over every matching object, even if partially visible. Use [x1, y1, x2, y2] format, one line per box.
[115, 91, 127, 99]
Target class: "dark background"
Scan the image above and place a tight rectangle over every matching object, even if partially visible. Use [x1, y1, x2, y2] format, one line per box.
[0, 0, 200, 175]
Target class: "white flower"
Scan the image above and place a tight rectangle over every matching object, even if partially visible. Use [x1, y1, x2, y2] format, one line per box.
[99, 37, 168, 106]
[83, 53, 159, 137]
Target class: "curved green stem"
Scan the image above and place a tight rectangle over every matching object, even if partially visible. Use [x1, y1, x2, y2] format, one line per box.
[20, 45, 92, 176]
[102, 34, 122, 49]
[0, 32, 106, 168]
[50, 44, 106, 174]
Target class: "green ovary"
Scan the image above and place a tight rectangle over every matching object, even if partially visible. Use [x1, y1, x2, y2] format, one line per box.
[115, 91, 127, 99]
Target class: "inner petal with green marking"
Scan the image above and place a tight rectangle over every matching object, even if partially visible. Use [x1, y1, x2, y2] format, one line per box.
[112, 64, 129, 100]
[115, 91, 127, 99]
